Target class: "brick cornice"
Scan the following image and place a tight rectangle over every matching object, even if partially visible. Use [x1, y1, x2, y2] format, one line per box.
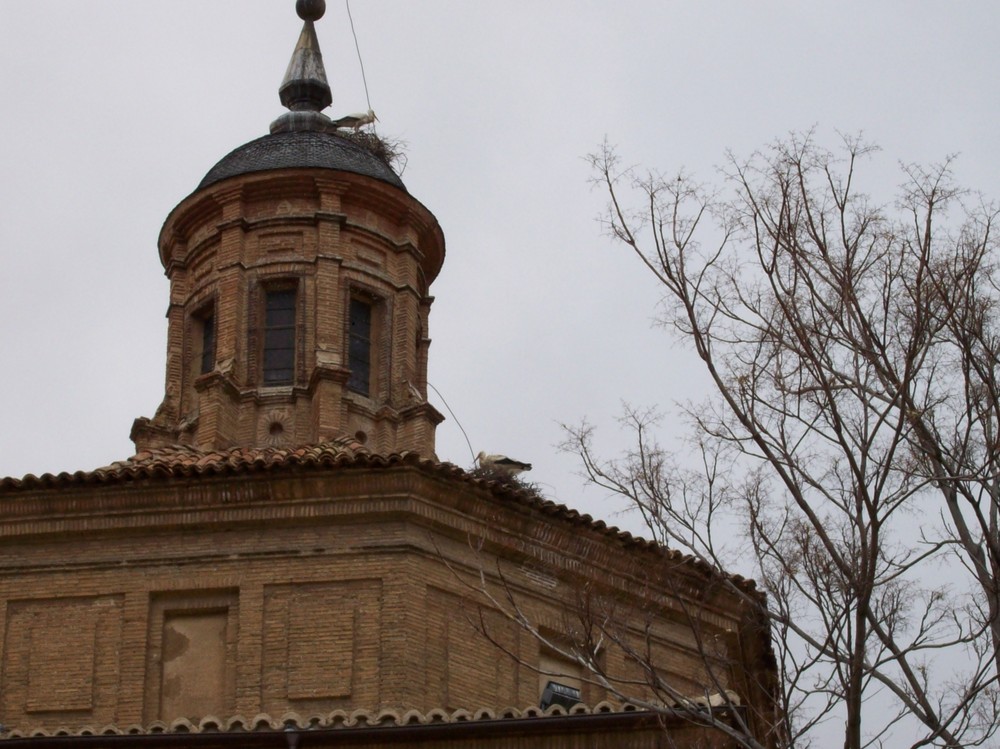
[0, 457, 755, 607]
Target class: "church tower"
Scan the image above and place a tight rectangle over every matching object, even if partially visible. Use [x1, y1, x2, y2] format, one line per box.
[131, 0, 444, 457]
[0, 4, 777, 744]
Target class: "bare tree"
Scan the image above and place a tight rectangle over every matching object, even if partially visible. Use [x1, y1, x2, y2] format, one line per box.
[559, 134, 1000, 748]
[457, 526, 784, 749]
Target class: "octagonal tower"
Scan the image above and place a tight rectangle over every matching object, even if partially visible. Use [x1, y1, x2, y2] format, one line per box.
[132, 2, 444, 457]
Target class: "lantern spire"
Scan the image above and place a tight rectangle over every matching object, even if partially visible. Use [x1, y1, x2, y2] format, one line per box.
[271, 0, 335, 134]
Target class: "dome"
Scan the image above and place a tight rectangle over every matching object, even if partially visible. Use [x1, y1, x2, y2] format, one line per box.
[197, 130, 406, 192]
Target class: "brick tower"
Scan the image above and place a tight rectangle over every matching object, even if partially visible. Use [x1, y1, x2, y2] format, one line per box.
[0, 4, 778, 745]
[131, 0, 444, 457]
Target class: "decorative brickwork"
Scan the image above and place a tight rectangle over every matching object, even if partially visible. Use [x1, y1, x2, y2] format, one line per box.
[132, 166, 445, 458]
[0, 453, 777, 742]
[3, 595, 124, 721]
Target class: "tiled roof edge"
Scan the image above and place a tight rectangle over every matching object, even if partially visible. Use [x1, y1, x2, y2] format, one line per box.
[2, 703, 644, 739]
[0, 444, 397, 492]
[0, 443, 758, 594]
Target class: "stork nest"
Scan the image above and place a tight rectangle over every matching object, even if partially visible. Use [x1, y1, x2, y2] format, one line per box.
[341, 131, 408, 175]
[468, 465, 542, 496]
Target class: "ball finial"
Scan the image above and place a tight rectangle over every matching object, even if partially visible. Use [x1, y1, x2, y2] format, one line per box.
[296, 0, 325, 22]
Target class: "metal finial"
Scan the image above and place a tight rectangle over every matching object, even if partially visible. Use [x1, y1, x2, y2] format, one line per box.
[296, 0, 326, 22]
[271, 0, 335, 133]
[278, 6, 332, 113]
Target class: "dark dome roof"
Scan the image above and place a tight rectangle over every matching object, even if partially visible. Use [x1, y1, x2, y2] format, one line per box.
[197, 130, 405, 191]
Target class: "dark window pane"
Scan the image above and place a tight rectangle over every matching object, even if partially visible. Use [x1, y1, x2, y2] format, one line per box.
[264, 328, 294, 350]
[350, 299, 371, 330]
[266, 289, 296, 310]
[264, 348, 294, 369]
[263, 288, 296, 385]
[263, 368, 294, 385]
[266, 308, 296, 327]
[348, 298, 372, 396]
[349, 336, 370, 366]
[200, 312, 215, 374]
[347, 368, 369, 395]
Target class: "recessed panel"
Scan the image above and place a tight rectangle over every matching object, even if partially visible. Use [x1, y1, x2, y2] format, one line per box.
[145, 590, 238, 723]
[160, 610, 228, 720]
[262, 580, 381, 713]
[2, 595, 124, 722]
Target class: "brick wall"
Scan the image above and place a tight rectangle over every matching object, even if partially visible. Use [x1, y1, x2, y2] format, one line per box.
[0, 466, 768, 734]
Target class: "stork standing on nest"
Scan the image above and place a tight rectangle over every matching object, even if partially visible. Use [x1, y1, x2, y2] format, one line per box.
[332, 109, 378, 131]
[477, 451, 532, 476]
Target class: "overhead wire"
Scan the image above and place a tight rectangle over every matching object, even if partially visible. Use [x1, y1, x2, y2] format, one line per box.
[343, 2, 472, 465]
[345, 0, 372, 113]
[427, 382, 477, 466]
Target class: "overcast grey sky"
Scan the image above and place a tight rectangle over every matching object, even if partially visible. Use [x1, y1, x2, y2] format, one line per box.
[1, 1, 998, 539]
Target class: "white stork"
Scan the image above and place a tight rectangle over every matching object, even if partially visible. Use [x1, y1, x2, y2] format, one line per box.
[477, 451, 532, 476]
[331, 109, 378, 131]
